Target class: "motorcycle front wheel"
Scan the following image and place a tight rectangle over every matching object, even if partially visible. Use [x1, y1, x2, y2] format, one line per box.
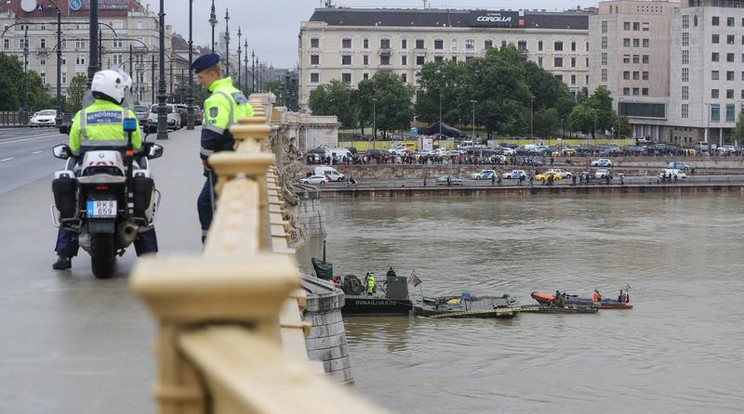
[91, 233, 116, 279]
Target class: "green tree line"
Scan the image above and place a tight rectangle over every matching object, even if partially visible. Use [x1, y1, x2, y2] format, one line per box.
[309, 45, 631, 139]
[0, 53, 55, 112]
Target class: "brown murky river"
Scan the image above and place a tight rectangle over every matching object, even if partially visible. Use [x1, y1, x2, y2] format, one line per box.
[322, 193, 744, 413]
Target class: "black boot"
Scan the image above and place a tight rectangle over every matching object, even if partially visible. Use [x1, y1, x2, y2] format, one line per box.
[52, 256, 72, 270]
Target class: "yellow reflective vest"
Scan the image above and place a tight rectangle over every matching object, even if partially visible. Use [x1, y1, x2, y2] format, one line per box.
[69, 99, 142, 156]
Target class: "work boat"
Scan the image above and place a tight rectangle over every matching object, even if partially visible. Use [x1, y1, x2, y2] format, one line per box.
[413, 293, 520, 319]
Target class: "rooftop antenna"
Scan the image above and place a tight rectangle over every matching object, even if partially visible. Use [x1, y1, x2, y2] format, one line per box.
[324, 0, 335, 7]
[423, 0, 429, 8]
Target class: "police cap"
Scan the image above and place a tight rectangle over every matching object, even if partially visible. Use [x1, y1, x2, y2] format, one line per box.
[191, 53, 220, 73]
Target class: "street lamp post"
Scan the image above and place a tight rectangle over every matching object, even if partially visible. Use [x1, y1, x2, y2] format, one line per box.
[704, 103, 709, 144]
[88, 0, 99, 85]
[530, 95, 534, 141]
[243, 40, 249, 92]
[186, 0, 195, 130]
[224, 9, 230, 77]
[470, 99, 477, 140]
[237, 27, 242, 89]
[21, 27, 28, 124]
[156, 0, 168, 140]
[439, 93, 443, 139]
[48, 0, 63, 126]
[251, 51, 256, 91]
[372, 97, 377, 149]
[209, 0, 217, 54]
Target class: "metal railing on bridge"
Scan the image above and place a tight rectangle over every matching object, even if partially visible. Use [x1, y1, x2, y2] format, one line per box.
[130, 94, 383, 414]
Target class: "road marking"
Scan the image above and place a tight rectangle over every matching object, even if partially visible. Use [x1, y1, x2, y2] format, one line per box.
[31, 150, 43, 154]
[0, 133, 63, 146]
[0, 157, 14, 162]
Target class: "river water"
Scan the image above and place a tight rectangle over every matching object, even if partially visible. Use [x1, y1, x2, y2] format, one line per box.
[322, 193, 744, 413]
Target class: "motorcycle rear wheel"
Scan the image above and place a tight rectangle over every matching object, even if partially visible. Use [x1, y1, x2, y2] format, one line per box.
[91, 233, 116, 279]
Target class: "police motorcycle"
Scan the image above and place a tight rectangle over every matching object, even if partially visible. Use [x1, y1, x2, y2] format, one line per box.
[50, 74, 163, 279]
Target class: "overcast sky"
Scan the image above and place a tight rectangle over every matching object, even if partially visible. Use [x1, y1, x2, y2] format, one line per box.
[140, 0, 597, 68]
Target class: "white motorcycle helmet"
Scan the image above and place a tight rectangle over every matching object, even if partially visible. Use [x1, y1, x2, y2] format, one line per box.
[91, 69, 132, 104]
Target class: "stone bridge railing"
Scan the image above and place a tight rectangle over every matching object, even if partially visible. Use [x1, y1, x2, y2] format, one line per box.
[130, 94, 382, 414]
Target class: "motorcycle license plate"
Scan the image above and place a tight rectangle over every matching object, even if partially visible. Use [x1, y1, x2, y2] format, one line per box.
[86, 200, 117, 218]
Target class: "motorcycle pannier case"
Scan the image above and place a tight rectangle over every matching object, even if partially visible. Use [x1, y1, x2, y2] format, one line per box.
[52, 176, 77, 219]
[132, 176, 154, 218]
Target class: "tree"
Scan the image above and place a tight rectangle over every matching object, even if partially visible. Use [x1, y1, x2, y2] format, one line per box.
[732, 113, 744, 141]
[584, 86, 616, 137]
[414, 45, 573, 137]
[65, 75, 88, 114]
[308, 80, 357, 128]
[367, 72, 414, 138]
[265, 80, 286, 106]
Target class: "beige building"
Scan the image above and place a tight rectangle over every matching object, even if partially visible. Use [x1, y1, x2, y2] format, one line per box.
[0, 0, 177, 106]
[668, 0, 744, 146]
[589, 0, 676, 141]
[299, 7, 593, 109]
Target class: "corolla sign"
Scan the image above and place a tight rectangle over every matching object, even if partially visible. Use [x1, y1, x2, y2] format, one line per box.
[470, 11, 524, 28]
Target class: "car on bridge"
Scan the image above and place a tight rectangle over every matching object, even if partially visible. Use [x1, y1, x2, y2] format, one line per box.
[29, 109, 57, 127]
[133, 105, 149, 124]
[502, 170, 527, 180]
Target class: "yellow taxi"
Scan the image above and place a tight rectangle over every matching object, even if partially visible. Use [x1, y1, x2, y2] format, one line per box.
[535, 171, 563, 182]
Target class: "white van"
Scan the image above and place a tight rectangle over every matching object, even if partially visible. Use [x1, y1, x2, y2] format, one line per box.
[314, 166, 345, 182]
[458, 140, 474, 150]
[327, 148, 352, 162]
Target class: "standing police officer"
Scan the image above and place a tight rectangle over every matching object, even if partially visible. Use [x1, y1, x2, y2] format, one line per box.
[53, 69, 159, 270]
[191, 54, 254, 242]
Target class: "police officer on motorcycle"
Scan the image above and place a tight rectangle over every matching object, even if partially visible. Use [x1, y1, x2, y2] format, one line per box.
[191, 53, 254, 243]
[52, 70, 159, 270]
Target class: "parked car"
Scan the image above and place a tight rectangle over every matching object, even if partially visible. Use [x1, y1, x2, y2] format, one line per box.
[666, 161, 690, 171]
[435, 175, 464, 185]
[175, 104, 188, 126]
[194, 105, 204, 125]
[29, 109, 57, 127]
[299, 175, 329, 185]
[146, 104, 180, 132]
[535, 171, 563, 182]
[591, 158, 613, 167]
[502, 170, 527, 179]
[659, 168, 687, 180]
[470, 170, 497, 180]
[133, 105, 149, 124]
[595, 169, 612, 180]
[388, 146, 409, 156]
[546, 168, 572, 179]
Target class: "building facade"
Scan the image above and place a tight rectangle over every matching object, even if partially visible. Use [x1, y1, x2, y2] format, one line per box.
[299, 7, 592, 109]
[0, 0, 175, 107]
[668, 0, 744, 146]
[589, 0, 675, 141]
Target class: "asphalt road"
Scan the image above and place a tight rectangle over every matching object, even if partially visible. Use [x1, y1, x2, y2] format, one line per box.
[0, 127, 69, 195]
[0, 127, 205, 413]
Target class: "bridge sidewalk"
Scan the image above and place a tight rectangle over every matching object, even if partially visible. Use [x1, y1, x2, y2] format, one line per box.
[0, 128, 205, 413]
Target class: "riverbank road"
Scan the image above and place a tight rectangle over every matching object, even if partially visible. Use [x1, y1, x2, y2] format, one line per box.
[0, 127, 206, 413]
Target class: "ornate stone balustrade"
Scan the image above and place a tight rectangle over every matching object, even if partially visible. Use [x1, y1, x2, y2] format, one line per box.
[130, 94, 383, 414]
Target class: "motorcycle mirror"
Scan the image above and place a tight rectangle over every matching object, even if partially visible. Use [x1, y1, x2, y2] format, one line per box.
[147, 143, 164, 159]
[52, 144, 71, 160]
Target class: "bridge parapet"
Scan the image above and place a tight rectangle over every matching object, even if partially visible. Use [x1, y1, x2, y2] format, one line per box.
[131, 94, 383, 413]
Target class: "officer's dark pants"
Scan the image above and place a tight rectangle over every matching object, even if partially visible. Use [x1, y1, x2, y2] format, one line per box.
[198, 172, 218, 239]
[55, 227, 158, 257]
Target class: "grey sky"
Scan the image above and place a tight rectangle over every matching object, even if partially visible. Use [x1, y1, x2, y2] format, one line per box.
[141, 0, 597, 68]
